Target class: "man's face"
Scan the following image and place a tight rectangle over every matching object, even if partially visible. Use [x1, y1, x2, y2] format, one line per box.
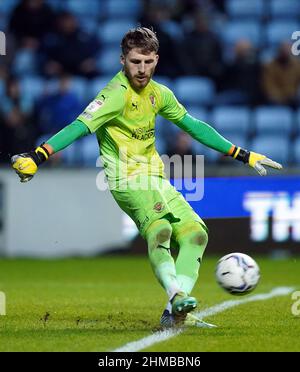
[121, 48, 159, 91]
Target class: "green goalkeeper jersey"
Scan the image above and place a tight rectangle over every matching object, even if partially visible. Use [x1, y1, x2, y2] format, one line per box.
[77, 71, 186, 188]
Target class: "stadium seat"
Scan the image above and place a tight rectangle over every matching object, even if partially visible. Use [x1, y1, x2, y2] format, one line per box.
[215, 90, 249, 105]
[42, 78, 61, 95]
[79, 18, 99, 35]
[210, 106, 250, 135]
[226, 0, 265, 19]
[174, 77, 215, 106]
[105, 0, 142, 19]
[153, 76, 173, 90]
[225, 133, 248, 150]
[12, 48, 39, 77]
[266, 21, 299, 46]
[293, 137, 300, 164]
[269, 0, 300, 19]
[185, 106, 208, 123]
[222, 21, 262, 47]
[250, 135, 290, 165]
[97, 48, 122, 75]
[160, 21, 184, 41]
[68, 77, 89, 104]
[66, 0, 102, 18]
[0, 0, 18, 15]
[254, 106, 293, 136]
[88, 76, 112, 100]
[19, 76, 45, 102]
[100, 20, 136, 45]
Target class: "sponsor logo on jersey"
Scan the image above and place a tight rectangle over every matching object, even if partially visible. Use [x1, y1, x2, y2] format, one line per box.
[81, 111, 93, 120]
[132, 127, 154, 140]
[86, 99, 104, 113]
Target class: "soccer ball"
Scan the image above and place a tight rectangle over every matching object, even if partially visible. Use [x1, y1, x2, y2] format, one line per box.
[215, 253, 260, 295]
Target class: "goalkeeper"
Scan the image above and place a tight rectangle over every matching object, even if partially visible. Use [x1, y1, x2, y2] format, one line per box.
[11, 28, 282, 329]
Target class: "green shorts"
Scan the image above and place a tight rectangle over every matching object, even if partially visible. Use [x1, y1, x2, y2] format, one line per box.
[111, 175, 207, 240]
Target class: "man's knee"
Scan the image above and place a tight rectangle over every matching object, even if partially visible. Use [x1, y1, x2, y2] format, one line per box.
[145, 218, 173, 247]
[192, 228, 208, 247]
[177, 223, 208, 247]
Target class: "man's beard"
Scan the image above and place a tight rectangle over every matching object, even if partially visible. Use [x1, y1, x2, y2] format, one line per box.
[124, 67, 155, 90]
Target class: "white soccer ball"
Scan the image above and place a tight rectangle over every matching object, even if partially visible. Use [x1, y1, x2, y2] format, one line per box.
[215, 253, 260, 295]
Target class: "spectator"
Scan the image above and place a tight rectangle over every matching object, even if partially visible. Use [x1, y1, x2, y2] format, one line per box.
[34, 76, 83, 135]
[0, 77, 35, 157]
[221, 39, 261, 105]
[9, 0, 54, 47]
[180, 12, 223, 82]
[42, 12, 100, 78]
[140, 4, 183, 77]
[262, 42, 300, 107]
[166, 131, 196, 158]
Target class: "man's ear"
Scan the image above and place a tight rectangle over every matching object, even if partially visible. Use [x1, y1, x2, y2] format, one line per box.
[155, 54, 159, 66]
[120, 54, 125, 66]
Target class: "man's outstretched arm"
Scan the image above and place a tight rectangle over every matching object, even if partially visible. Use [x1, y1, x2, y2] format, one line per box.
[175, 113, 282, 176]
[11, 119, 90, 182]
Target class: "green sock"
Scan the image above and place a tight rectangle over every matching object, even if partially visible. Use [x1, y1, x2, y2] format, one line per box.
[146, 219, 181, 298]
[175, 227, 208, 295]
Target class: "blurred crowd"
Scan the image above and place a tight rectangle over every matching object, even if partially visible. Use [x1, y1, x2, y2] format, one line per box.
[0, 0, 300, 166]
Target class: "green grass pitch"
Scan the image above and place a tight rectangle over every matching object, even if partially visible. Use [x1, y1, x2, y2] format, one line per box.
[0, 256, 299, 352]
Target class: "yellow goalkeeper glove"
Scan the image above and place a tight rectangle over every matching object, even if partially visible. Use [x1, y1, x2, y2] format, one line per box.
[11, 145, 50, 183]
[231, 146, 282, 176]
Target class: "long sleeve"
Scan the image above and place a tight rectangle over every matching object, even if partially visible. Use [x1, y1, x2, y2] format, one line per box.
[46, 119, 90, 153]
[175, 113, 233, 154]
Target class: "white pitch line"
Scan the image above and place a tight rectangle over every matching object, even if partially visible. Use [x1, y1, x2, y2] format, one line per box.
[113, 286, 294, 352]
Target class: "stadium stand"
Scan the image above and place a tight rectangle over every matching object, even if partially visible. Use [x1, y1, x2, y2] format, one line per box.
[0, 0, 299, 167]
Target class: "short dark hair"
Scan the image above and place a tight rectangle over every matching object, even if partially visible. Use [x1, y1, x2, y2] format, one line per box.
[121, 27, 159, 55]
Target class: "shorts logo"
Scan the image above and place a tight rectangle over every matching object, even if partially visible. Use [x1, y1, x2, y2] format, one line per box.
[154, 202, 165, 213]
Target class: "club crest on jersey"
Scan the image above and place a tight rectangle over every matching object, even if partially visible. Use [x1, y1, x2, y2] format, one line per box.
[149, 95, 156, 107]
[153, 202, 165, 213]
